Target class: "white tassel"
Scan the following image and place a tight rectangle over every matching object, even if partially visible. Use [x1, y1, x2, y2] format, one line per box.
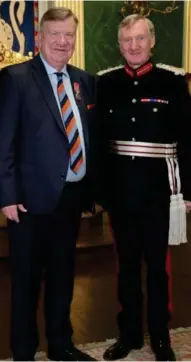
[168, 193, 187, 245]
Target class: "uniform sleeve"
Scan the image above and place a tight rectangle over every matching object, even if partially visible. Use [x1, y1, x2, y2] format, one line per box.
[176, 75, 191, 201]
[82, 73, 97, 213]
[0, 67, 20, 207]
[93, 75, 110, 209]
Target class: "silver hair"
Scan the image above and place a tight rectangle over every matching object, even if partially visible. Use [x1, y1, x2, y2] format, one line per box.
[40, 7, 78, 31]
[118, 14, 155, 39]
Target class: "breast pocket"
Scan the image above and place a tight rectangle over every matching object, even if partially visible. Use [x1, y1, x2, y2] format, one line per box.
[105, 106, 131, 139]
[140, 99, 169, 115]
[106, 104, 131, 125]
[85, 106, 97, 129]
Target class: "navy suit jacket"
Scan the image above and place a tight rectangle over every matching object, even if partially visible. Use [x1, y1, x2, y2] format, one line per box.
[0, 54, 96, 213]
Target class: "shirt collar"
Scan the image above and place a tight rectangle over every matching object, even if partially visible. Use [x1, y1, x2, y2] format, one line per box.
[40, 53, 68, 77]
[124, 59, 153, 78]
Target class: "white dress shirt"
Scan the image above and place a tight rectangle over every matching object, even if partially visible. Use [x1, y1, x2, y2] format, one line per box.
[40, 54, 86, 182]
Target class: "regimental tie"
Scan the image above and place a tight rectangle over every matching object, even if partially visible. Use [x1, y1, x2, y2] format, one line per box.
[55, 72, 84, 174]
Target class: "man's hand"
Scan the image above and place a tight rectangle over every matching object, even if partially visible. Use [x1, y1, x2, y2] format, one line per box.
[1, 204, 27, 223]
[185, 201, 191, 213]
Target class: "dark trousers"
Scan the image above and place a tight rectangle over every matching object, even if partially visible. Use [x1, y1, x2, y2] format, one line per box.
[8, 181, 85, 360]
[109, 206, 170, 345]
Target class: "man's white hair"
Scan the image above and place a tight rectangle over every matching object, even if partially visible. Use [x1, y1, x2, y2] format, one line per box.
[118, 14, 155, 39]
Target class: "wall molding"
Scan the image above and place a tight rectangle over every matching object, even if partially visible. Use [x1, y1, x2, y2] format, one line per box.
[183, 1, 191, 72]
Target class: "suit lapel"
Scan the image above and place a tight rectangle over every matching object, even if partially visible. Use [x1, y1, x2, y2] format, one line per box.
[31, 54, 66, 137]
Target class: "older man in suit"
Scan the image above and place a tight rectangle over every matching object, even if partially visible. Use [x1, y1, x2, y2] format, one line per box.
[0, 7, 96, 361]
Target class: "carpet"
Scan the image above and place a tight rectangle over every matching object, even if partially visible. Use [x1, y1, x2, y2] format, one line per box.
[31, 327, 191, 361]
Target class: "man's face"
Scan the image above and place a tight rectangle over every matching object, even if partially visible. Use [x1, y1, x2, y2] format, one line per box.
[119, 19, 155, 69]
[39, 17, 77, 70]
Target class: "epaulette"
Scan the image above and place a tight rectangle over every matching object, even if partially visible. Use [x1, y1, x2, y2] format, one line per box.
[97, 65, 123, 75]
[97, 63, 186, 76]
[156, 63, 186, 76]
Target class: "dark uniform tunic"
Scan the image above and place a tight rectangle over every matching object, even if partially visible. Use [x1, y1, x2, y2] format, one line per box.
[96, 61, 191, 345]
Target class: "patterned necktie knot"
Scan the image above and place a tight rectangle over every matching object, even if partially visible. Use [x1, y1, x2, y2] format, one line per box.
[55, 72, 63, 80]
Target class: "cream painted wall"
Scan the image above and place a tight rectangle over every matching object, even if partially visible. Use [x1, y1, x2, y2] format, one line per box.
[183, 1, 191, 73]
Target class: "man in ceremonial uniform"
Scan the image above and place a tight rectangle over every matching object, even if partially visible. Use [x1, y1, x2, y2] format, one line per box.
[96, 14, 191, 361]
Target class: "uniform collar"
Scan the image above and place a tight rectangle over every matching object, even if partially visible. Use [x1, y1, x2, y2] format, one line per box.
[124, 60, 153, 78]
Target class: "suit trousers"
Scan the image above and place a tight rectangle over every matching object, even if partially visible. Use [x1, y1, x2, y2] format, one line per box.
[8, 180, 85, 360]
[109, 204, 170, 344]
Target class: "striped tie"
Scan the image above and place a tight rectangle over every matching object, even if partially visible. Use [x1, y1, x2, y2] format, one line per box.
[55, 72, 84, 174]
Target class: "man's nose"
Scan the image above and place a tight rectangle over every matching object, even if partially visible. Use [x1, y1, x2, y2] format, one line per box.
[130, 38, 138, 50]
[59, 34, 68, 44]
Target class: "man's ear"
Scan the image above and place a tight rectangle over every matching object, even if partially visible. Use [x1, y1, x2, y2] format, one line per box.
[151, 35, 155, 49]
[38, 32, 42, 48]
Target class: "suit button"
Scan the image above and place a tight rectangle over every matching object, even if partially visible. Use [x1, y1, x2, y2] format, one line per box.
[132, 98, 137, 103]
[132, 117, 136, 122]
[134, 81, 138, 85]
[61, 174, 65, 180]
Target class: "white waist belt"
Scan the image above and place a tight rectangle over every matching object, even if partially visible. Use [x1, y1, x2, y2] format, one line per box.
[110, 140, 177, 158]
[109, 140, 187, 246]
